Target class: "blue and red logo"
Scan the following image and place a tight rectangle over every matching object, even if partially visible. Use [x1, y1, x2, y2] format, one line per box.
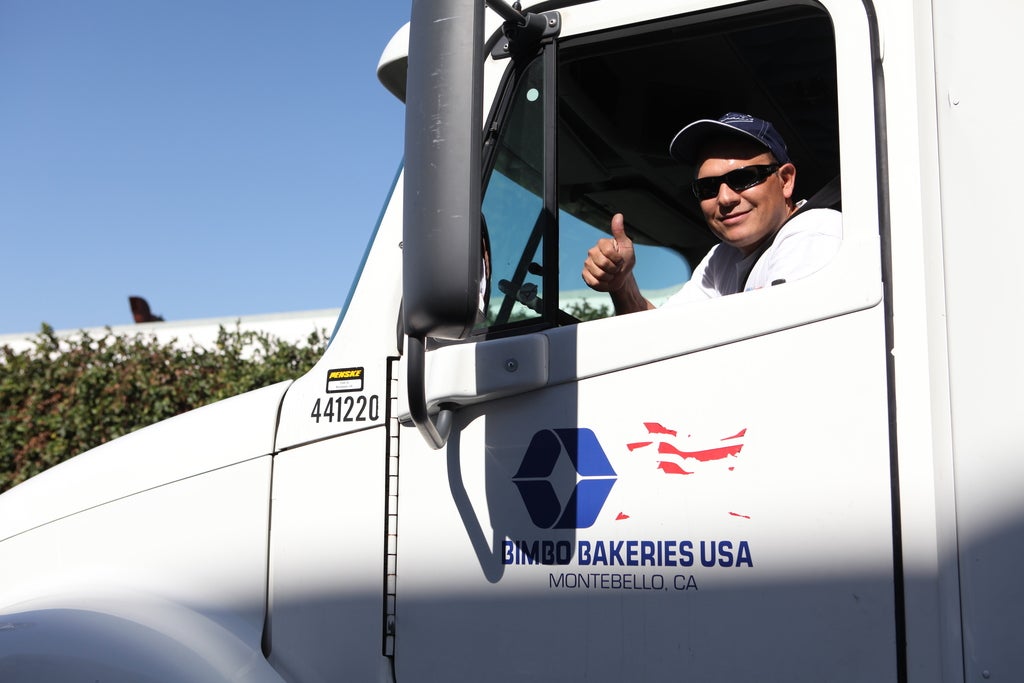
[513, 428, 616, 529]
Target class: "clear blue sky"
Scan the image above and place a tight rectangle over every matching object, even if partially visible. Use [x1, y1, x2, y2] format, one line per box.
[0, 2, 411, 334]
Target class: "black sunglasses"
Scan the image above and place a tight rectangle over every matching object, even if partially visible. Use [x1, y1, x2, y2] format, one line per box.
[691, 164, 779, 200]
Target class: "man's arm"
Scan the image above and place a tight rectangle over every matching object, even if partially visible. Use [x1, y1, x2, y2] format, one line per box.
[581, 213, 656, 315]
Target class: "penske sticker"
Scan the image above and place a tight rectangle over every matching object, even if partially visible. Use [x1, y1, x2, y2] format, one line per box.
[326, 367, 364, 393]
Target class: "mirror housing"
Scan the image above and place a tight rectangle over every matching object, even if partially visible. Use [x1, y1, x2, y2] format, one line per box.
[403, 0, 484, 341]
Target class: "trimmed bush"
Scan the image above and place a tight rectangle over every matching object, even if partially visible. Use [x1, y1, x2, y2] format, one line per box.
[0, 324, 327, 493]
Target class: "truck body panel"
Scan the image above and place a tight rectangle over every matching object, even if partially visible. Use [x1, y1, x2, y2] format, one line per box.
[0, 457, 278, 682]
[396, 306, 896, 680]
[0, 381, 289, 542]
[3, 0, 1024, 680]
[929, 0, 1024, 676]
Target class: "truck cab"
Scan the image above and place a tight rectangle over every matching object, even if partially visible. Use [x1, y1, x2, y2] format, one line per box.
[2, 0, 1023, 681]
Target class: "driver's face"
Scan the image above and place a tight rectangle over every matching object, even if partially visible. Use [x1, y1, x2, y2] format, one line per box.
[695, 140, 795, 255]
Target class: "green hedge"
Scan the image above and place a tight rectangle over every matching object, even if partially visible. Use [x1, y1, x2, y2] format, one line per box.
[0, 324, 327, 493]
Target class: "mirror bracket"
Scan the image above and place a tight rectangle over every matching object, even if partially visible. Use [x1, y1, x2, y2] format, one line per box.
[406, 335, 454, 450]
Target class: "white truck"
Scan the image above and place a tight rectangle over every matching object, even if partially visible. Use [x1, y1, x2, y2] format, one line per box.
[1, 0, 1021, 680]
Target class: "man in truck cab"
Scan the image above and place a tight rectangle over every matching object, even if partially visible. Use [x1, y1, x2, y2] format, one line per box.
[581, 112, 842, 314]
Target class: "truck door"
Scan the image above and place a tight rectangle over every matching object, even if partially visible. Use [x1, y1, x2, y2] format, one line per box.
[395, 1, 896, 680]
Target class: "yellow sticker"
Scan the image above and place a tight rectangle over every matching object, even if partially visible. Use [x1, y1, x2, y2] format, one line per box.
[326, 367, 364, 393]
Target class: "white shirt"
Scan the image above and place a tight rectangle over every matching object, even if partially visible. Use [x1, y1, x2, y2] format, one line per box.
[663, 207, 842, 306]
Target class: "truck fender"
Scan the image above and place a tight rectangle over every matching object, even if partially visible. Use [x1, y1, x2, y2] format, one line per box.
[0, 595, 285, 683]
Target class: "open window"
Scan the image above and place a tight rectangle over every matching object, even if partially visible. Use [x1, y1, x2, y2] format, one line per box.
[478, 2, 841, 333]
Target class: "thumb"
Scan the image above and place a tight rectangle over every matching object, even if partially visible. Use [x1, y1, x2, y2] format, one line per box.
[610, 213, 629, 245]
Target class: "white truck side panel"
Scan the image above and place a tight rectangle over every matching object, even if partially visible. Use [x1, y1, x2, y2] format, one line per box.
[265, 429, 391, 683]
[931, 0, 1024, 678]
[0, 457, 279, 682]
[396, 305, 895, 681]
[871, 0, 964, 680]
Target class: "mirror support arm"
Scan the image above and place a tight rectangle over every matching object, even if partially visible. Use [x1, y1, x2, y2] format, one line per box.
[406, 335, 453, 450]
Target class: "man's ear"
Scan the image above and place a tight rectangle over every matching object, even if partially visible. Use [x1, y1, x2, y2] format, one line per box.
[778, 162, 797, 199]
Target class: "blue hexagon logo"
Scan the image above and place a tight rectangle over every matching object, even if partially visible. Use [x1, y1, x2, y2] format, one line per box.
[513, 428, 616, 529]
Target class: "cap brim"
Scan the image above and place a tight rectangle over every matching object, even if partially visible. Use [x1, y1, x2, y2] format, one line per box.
[668, 119, 767, 165]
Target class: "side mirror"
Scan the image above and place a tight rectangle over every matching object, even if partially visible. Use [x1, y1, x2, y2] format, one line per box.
[403, 0, 484, 447]
[403, 0, 484, 342]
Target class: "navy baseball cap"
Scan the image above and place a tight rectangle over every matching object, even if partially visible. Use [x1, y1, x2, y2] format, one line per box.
[669, 112, 791, 165]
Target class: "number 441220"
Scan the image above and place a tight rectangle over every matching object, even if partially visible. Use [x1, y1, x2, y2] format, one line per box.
[311, 395, 380, 424]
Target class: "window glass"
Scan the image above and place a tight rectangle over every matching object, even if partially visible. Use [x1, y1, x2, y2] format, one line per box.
[558, 212, 689, 320]
[481, 59, 546, 327]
